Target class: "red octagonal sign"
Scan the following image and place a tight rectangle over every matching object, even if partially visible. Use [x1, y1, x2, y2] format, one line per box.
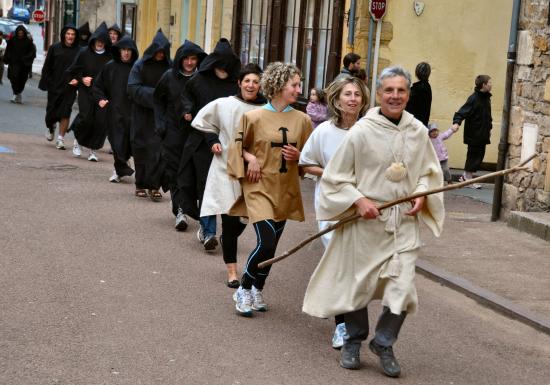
[32, 9, 45, 23]
[369, 0, 387, 21]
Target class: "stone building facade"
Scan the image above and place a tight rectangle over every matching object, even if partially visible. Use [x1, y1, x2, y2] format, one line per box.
[504, 0, 550, 213]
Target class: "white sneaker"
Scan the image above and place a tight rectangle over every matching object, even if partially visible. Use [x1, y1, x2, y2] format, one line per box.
[332, 322, 348, 349]
[55, 138, 65, 150]
[175, 208, 188, 231]
[233, 287, 253, 317]
[197, 227, 205, 243]
[88, 151, 98, 162]
[251, 286, 267, 312]
[10, 94, 17, 103]
[72, 141, 82, 157]
[109, 170, 121, 183]
[45, 126, 55, 141]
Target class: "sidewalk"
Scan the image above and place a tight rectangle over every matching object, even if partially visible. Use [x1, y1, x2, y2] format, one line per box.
[419, 182, 550, 333]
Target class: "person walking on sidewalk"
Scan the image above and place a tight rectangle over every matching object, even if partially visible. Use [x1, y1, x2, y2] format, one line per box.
[127, 29, 171, 201]
[334, 52, 361, 81]
[428, 122, 458, 185]
[3, 25, 35, 104]
[405, 61, 432, 127]
[39, 24, 80, 147]
[92, 36, 139, 183]
[452, 74, 492, 187]
[303, 66, 444, 378]
[228, 62, 312, 316]
[0, 31, 6, 85]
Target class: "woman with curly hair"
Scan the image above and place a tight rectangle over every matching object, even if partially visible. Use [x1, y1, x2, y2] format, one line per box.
[227, 62, 313, 316]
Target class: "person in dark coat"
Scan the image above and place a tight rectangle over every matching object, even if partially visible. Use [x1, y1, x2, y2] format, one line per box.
[39, 24, 80, 147]
[108, 23, 123, 44]
[154, 40, 206, 229]
[78, 22, 91, 47]
[405, 61, 432, 127]
[66, 22, 112, 160]
[4, 25, 36, 104]
[179, 38, 240, 251]
[93, 35, 139, 183]
[127, 28, 171, 201]
[452, 74, 493, 186]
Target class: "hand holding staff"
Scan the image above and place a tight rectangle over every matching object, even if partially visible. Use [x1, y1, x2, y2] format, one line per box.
[258, 153, 538, 269]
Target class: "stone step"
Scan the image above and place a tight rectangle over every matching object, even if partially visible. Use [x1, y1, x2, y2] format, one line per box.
[507, 211, 550, 242]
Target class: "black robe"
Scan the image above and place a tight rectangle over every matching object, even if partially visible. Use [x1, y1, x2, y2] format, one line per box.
[177, 38, 240, 219]
[405, 79, 432, 127]
[67, 22, 112, 149]
[92, 36, 139, 177]
[39, 24, 80, 129]
[127, 29, 171, 190]
[4, 25, 36, 95]
[78, 22, 90, 47]
[153, 40, 206, 210]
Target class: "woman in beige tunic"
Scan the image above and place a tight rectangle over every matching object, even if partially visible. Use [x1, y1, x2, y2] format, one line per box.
[302, 66, 444, 377]
[227, 62, 312, 317]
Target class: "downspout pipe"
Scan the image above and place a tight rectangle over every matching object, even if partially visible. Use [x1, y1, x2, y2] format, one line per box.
[366, 15, 374, 90]
[491, 0, 522, 221]
[347, 0, 357, 45]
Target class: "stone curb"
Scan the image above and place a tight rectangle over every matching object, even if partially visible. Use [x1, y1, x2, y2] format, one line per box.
[507, 211, 550, 242]
[416, 259, 550, 335]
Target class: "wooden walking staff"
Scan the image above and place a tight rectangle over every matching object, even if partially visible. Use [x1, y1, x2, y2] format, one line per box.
[258, 153, 538, 269]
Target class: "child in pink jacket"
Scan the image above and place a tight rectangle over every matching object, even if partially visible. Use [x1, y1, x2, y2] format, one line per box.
[306, 87, 328, 128]
[428, 122, 458, 184]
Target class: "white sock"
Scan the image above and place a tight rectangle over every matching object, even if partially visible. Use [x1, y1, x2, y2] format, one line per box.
[58, 135, 63, 140]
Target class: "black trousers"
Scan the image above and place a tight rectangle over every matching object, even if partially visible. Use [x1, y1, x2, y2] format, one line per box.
[8, 64, 30, 94]
[220, 214, 247, 264]
[344, 306, 407, 347]
[241, 219, 286, 290]
[464, 144, 486, 173]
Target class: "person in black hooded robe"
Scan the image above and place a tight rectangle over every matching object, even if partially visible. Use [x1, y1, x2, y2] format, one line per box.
[78, 22, 91, 47]
[154, 40, 206, 230]
[179, 38, 240, 251]
[93, 35, 139, 183]
[127, 29, 171, 201]
[66, 22, 112, 160]
[4, 25, 36, 104]
[108, 23, 122, 45]
[39, 24, 80, 146]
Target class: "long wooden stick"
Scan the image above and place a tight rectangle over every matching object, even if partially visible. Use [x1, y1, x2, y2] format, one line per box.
[258, 153, 537, 269]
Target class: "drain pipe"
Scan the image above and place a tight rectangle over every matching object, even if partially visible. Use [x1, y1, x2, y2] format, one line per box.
[491, 0, 521, 221]
[347, 0, 357, 45]
[366, 15, 375, 93]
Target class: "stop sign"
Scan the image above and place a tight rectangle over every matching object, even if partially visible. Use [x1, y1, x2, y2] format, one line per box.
[31, 9, 45, 23]
[369, 0, 387, 21]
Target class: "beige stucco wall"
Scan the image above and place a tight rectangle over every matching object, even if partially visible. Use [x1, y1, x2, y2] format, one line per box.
[348, 0, 513, 169]
[79, 0, 117, 31]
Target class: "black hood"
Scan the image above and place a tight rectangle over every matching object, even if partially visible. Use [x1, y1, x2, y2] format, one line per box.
[108, 23, 123, 40]
[173, 40, 207, 75]
[88, 22, 110, 50]
[198, 38, 240, 80]
[78, 22, 90, 43]
[14, 25, 29, 40]
[59, 24, 78, 47]
[142, 28, 171, 63]
[111, 35, 139, 64]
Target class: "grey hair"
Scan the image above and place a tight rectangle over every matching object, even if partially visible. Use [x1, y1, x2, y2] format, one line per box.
[376, 66, 412, 90]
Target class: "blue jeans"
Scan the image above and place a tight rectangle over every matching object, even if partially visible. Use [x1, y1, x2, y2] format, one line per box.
[199, 215, 216, 238]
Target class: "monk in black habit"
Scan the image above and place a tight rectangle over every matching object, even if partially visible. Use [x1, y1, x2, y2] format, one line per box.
[93, 36, 139, 183]
[179, 38, 240, 248]
[66, 22, 112, 160]
[108, 24, 123, 45]
[127, 29, 171, 201]
[154, 40, 207, 230]
[78, 22, 91, 47]
[4, 25, 36, 104]
[39, 24, 80, 147]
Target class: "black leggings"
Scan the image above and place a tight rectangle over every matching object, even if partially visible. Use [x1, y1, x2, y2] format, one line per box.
[241, 219, 286, 290]
[220, 214, 247, 264]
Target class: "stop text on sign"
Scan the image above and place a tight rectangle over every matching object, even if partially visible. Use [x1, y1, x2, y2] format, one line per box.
[369, 0, 387, 21]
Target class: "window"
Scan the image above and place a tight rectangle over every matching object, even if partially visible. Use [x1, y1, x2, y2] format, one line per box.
[122, 3, 137, 40]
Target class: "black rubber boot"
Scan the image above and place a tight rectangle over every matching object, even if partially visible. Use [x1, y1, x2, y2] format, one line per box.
[340, 342, 361, 370]
[368, 339, 401, 377]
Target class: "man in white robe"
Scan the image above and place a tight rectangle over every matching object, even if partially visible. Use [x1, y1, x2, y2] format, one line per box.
[302, 66, 444, 377]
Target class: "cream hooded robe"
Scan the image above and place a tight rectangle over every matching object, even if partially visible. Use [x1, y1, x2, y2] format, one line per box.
[302, 108, 444, 318]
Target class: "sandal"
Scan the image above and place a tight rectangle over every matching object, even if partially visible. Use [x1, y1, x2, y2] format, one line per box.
[135, 189, 148, 198]
[149, 189, 162, 202]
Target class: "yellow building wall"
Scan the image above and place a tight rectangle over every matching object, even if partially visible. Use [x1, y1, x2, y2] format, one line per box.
[136, 0, 172, 55]
[348, 0, 512, 168]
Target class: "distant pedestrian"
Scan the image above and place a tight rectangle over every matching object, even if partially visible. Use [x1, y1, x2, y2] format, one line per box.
[66, 22, 112, 160]
[78, 22, 91, 47]
[335, 52, 361, 80]
[405, 62, 432, 127]
[39, 24, 80, 146]
[0, 31, 6, 85]
[452, 74, 492, 185]
[306, 87, 328, 128]
[108, 23, 122, 44]
[428, 122, 458, 185]
[127, 29, 171, 201]
[4, 25, 35, 104]
[92, 36, 139, 182]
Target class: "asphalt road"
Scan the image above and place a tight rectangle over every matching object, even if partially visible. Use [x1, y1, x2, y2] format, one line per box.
[1, 81, 550, 384]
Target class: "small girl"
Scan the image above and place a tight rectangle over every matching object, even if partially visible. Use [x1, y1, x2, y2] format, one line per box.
[306, 87, 328, 128]
[428, 122, 458, 184]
